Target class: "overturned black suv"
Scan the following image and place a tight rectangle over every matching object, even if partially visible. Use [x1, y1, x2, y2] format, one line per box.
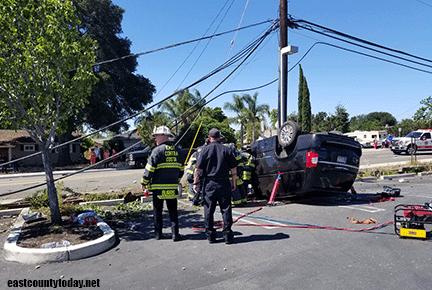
[251, 121, 362, 197]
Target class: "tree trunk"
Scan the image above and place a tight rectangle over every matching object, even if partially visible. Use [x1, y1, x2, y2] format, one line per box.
[240, 123, 244, 147]
[56, 117, 74, 167]
[41, 147, 62, 224]
[252, 119, 256, 143]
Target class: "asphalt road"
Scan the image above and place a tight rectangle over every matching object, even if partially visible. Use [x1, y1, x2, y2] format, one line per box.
[0, 168, 144, 202]
[1, 174, 432, 289]
[360, 147, 432, 168]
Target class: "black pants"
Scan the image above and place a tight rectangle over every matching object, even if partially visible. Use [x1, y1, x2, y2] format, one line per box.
[152, 192, 179, 236]
[202, 179, 233, 239]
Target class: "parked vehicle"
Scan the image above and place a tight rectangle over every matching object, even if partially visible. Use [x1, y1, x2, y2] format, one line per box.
[127, 146, 153, 168]
[354, 137, 372, 148]
[251, 121, 362, 197]
[344, 130, 387, 146]
[391, 129, 432, 155]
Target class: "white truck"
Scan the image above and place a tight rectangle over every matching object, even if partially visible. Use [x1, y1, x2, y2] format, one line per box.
[390, 129, 432, 155]
[344, 130, 388, 148]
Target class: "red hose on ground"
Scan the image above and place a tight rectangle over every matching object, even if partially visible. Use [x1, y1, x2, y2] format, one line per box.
[192, 205, 393, 233]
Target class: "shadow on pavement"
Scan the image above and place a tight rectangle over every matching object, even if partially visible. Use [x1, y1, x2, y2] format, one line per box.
[284, 192, 402, 207]
[232, 232, 290, 244]
[106, 209, 204, 243]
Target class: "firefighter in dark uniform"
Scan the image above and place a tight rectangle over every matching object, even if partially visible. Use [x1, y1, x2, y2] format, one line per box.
[194, 128, 238, 244]
[141, 126, 184, 241]
[185, 151, 198, 201]
[224, 142, 246, 206]
[241, 145, 256, 196]
[185, 139, 209, 202]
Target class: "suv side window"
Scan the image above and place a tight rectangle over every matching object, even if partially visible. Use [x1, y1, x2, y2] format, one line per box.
[422, 133, 431, 140]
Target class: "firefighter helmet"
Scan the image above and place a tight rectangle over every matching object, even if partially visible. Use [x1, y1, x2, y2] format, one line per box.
[152, 126, 174, 137]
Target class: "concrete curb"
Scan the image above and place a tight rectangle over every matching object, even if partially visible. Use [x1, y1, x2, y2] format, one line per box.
[0, 208, 23, 217]
[3, 208, 115, 264]
[379, 173, 416, 180]
[356, 171, 432, 182]
[79, 199, 124, 206]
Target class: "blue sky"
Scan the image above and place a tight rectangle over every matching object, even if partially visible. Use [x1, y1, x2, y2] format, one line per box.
[111, 0, 432, 125]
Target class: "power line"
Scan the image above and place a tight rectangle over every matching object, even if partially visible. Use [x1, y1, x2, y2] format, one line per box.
[93, 19, 276, 67]
[288, 16, 432, 70]
[175, 0, 236, 90]
[295, 23, 432, 71]
[156, 0, 235, 97]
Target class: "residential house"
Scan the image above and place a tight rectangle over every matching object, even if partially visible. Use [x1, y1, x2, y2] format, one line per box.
[0, 130, 81, 167]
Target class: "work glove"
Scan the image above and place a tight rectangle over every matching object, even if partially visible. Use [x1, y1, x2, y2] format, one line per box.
[192, 191, 202, 206]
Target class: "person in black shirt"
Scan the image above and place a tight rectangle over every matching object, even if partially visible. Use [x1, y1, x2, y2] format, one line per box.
[194, 128, 238, 244]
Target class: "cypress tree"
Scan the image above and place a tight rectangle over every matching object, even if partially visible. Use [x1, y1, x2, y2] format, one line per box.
[301, 77, 312, 132]
[297, 64, 304, 127]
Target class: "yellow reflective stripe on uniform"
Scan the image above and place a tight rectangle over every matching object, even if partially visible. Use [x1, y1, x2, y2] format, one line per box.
[236, 177, 243, 185]
[158, 195, 177, 199]
[141, 177, 149, 185]
[187, 169, 194, 174]
[155, 163, 183, 169]
[145, 163, 155, 172]
[243, 171, 252, 180]
[235, 155, 242, 160]
[148, 184, 178, 190]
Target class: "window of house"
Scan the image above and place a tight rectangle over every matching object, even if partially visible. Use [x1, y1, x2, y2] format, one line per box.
[24, 145, 35, 152]
[69, 144, 76, 153]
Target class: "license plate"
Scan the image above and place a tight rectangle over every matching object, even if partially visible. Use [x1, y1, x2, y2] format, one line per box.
[337, 156, 347, 163]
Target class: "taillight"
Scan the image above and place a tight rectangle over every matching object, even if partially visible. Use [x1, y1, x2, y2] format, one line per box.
[306, 152, 319, 168]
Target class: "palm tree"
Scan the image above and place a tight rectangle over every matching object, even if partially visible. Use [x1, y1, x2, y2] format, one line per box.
[160, 89, 204, 134]
[224, 94, 246, 146]
[243, 93, 270, 143]
[136, 110, 170, 144]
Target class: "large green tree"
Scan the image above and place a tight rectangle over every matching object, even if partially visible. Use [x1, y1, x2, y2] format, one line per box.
[56, 0, 156, 166]
[73, 0, 155, 131]
[349, 112, 397, 131]
[329, 104, 350, 133]
[176, 116, 236, 149]
[312, 105, 349, 133]
[413, 96, 432, 124]
[136, 110, 170, 146]
[0, 0, 97, 224]
[201, 107, 228, 123]
[312, 112, 328, 132]
[160, 89, 204, 134]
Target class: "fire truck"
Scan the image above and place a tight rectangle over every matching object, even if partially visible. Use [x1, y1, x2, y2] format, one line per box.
[390, 129, 432, 155]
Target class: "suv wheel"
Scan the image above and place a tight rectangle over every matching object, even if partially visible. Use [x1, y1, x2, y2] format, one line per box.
[136, 159, 147, 168]
[406, 145, 417, 155]
[278, 121, 300, 148]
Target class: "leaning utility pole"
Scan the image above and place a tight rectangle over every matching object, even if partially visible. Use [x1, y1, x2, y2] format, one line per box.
[278, 0, 288, 129]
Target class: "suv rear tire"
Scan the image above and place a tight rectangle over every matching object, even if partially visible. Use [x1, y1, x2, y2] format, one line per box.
[278, 121, 300, 148]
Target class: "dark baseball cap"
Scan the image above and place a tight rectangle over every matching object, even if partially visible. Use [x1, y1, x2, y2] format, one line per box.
[208, 128, 221, 138]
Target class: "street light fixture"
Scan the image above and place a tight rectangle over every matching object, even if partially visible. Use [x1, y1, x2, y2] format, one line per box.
[278, 45, 298, 130]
